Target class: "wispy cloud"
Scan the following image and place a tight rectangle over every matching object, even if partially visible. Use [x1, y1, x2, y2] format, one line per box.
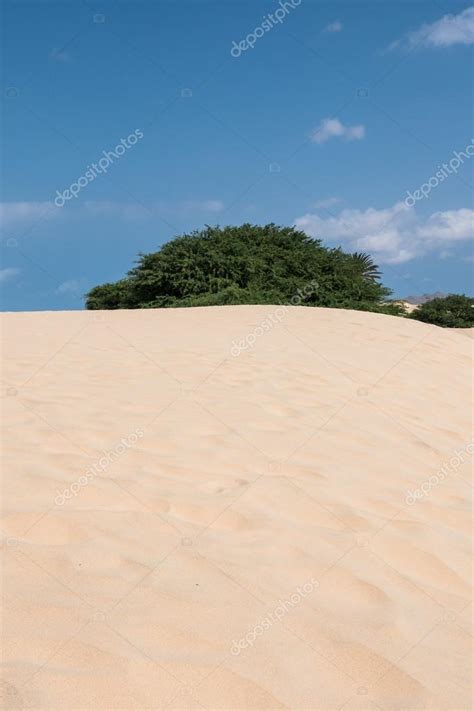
[50, 48, 72, 62]
[0, 199, 225, 229]
[311, 118, 365, 144]
[56, 279, 86, 295]
[83, 201, 150, 219]
[0, 201, 57, 228]
[0, 268, 21, 284]
[295, 203, 474, 264]
[313, 197, 342, 210]
[390, 6, 474, 50]
[86, 199, 225, 217]
[181, 199, 225, 213]
[324, 20, 343, 33]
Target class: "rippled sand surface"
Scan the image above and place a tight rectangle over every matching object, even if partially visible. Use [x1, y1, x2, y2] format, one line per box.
[1, 306, 472, 709]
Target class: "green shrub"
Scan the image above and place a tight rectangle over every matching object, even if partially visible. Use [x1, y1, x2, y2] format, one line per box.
[85, 280, 130, 310]
[409, 294, 474, 328]
[85, 224, 397, 312]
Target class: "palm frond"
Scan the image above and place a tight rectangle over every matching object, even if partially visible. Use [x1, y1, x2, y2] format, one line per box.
[351, 252, 381, 281]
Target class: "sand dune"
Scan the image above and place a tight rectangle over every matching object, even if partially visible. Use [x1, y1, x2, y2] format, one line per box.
[1, 305, 472, 710]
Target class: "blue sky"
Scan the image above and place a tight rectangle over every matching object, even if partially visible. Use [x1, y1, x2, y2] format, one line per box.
[1, 0, 473, 310]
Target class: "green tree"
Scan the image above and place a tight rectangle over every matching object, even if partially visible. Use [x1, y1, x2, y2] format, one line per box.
[409, 294, 474, 328]
[350, 252, 381, 281]
[85, 280, 129, 310]
[85, 224, 400, 313]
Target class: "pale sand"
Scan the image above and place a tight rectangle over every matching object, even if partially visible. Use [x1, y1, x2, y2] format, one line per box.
[1, 305, 472, 710]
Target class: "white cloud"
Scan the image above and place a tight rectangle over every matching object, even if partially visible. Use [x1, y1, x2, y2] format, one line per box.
[83, 201, 149, 219]
[438, 250, 452, 260]
[0, 201, 56, 228]
[0, 199, 225, 229]
[393, 6, 474, 50]
[416, 208, 474, 241]
[181, 199, 225, 213]
[313, 197, 342, 210]
[324, 20, 343, 33]
[311, 118, 365, 144]
[0, 268, 21, 284]
[205, 200, 225, 212]
[50, 48, 72, 62]
[56, 279, 86, 295]
[82, 199, 225, 217]
[294, 202, 474, 264]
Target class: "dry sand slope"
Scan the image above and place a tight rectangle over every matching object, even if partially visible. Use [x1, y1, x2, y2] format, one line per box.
[1, 305, 472, 711]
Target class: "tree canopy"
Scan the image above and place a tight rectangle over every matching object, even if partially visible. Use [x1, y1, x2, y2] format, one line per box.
[85, 223, 403, 314]
[409, 294, 474, 328]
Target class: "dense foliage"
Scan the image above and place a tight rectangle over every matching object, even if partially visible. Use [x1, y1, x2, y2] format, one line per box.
[409, 294, 474, 328]
[85, 224, 403, 313]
